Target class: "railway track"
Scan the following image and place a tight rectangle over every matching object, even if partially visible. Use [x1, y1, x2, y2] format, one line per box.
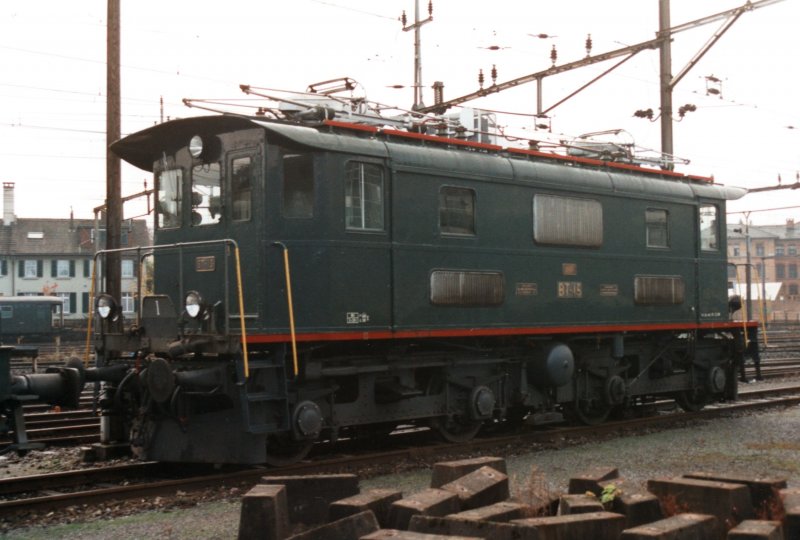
[2, 382, 800, 520]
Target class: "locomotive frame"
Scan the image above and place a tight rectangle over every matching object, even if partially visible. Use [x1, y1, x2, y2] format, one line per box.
[88, 112, 754, 465]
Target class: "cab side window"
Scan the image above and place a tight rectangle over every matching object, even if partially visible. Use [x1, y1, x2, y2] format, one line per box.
[231, 156, 253, 222]
[699, 204, 718, 251]
[345, 162, 384, 231]
[282, 153, 314, 219]
[646, 208, 669, 248]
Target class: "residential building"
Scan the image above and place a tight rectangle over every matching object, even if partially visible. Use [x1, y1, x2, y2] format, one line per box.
[728, 218, 800, 322]
[0, 183, 150, 323]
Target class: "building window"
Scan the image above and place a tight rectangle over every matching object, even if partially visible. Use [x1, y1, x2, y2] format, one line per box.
[789, 264, 798, 279]
[231, 156, 253, 222]
[755, 243, 765, 257]
[732, 245, 740, 257]
[282, 152, 314, 218]
[56, 292, 71, 314]
[533, 194, 602, 247]
[645, 208, 669, 248]
[121, 293, 135, 313]
[121, 259, 135, 279]
[790, 245, 797, 256]
[53, 259, 75, 278]
[699, 204, 718, 251]
[22, 260, 41, 278]
[777, 264, 786, 279]
[0, 260, 6, 276]
[789, 284, 799, 296]
[345, 162, 384, 231]
[191, 162, 222, 226]
[776, 246, 785, 257]
[157, 168, 182, 229]
[439, 187, 476, 236]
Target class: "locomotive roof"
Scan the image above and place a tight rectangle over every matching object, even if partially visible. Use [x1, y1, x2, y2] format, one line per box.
[112, 115, 746, 202]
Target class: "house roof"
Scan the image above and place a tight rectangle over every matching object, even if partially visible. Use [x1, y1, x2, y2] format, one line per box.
[0, 218, 150, 256]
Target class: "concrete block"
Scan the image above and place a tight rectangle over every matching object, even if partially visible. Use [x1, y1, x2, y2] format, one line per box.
[449, 501, 529, 522]
[727, 519, 784, 539]
[238, 484, 290, 540]
[286, 510, 378, 540]
[611, 491, 663, 528]
[558, 494, 604, 515]
[361, 529, 482, 539]
[430, 456, 507, 488]
[620, 513, 719, 539]
[330, 489, 403, 528]
[567, 466, 620, 496]
[647, 476, 754, 528]
[409, 515, 540, 540]
[439, 465, 510, 510]
[779, 488, 800, 540]
[684, 472, 787, 520]
[261, 474, 359, 524]
[513, 510, 626, 540]
[388, 489, 461, 530]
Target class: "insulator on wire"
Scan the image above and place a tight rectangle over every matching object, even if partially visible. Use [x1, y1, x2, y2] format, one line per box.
[550, 45, 557, 66]
[428, 0, 433, 17]
[585, 34, 592, 57]
[401, 10, 407, 26]
[478, 69, 484, 88]
[491, 64, 497, 85]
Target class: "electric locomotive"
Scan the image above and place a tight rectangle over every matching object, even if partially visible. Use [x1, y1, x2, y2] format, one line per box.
[90, 88, 753, 465]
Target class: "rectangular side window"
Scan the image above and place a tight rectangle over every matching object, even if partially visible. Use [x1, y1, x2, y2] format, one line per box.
[157, 169, 183, 229]
[439, 186, 476, 236]
[699, 204, 719, 251]
[282, 153, 314, 218]
[646, 208, 669, 248]
[345, 162, 384, 231]
[191, 163, 222, 226]
[533, 194, 602, 247]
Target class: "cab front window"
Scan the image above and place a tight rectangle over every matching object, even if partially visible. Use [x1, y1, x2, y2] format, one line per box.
[191, 163, 222, 226]
[157, 169, 182, 229]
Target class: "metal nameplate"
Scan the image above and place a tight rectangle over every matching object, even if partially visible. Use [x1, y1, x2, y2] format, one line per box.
[195, 256, 216, 272]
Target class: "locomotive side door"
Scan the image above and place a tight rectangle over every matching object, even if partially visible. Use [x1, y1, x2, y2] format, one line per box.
[696, 201, 728, 323]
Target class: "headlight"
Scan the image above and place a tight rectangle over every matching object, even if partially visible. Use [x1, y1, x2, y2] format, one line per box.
[189, 135, 203, 158]
[185, 291, 205, 319]
[96, 294, 117, 319]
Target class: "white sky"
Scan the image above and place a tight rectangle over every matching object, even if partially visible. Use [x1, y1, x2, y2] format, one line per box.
[1, 0, 799, 225]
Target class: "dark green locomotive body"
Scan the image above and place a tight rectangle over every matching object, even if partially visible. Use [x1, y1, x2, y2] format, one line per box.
[92, 114, 751, 464]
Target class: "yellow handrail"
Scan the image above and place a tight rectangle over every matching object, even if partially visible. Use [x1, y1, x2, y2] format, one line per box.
[274, 242, 299, 377]
[233, 244, 250, 379]
[83, 258, 96, 368]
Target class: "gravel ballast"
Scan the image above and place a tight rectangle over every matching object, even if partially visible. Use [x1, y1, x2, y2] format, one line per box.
[4, 400, 800, 539]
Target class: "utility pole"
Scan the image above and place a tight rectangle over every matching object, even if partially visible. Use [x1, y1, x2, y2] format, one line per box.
[106, 0, 122, 308]
[658, 0, 674, 168]
[401, 0, 433, 110]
